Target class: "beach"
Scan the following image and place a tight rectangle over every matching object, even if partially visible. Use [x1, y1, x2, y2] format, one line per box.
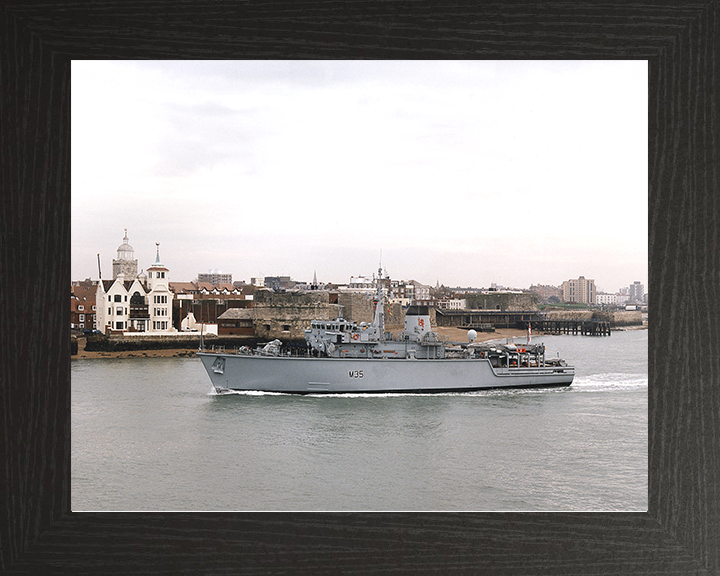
[73, 337, 200, 360]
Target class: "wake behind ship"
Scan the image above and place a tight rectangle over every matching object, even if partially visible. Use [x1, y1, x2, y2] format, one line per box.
[197, 267, 574, 394]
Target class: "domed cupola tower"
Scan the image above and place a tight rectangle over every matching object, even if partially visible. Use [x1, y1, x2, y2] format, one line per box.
[112, 229, 138, 280]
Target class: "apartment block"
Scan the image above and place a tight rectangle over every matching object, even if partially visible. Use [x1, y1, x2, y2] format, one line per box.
[561, 276, 596, 304]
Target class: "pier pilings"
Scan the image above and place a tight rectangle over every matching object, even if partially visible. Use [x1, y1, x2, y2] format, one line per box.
[521, 319, 611, 336]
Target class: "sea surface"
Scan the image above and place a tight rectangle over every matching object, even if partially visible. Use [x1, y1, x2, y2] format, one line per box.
[72, 329, 647, 511]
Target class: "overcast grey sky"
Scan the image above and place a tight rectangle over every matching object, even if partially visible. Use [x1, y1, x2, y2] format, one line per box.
[72, 60, 647, 293]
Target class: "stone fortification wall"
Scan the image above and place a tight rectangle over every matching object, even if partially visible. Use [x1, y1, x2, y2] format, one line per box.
[542, 309, 643, 326]
[600, 310, 643, 326]
[337, 292, 404, 330]
[83, 333, 262, 352]
[338, 292, 374, 325]
[465, 292, 538, 311]
[542, 310, 595, 322]
[252, 289, 334, 340]
[386, 302, 406, 331]
[85, 334, 203, 352]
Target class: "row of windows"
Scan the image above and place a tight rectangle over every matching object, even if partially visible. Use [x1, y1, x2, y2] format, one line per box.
[112, 293, 170, 302]
[109, 306, 168, 317]
[111, 320, 169, 330]
[108, 294, 170, 307]
[263, 323, 293, 332]
[76, 305, 97, 311]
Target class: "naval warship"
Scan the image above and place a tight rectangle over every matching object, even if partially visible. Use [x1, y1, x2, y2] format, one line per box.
[197, 268, 574, 394]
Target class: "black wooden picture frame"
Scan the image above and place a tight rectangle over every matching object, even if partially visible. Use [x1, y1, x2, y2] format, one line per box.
[2, 2, 717, 574]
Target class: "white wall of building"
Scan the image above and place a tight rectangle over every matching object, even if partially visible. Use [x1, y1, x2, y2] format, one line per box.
[97, 277, 131, 332]
[437, 299, 466, 310]
[96, 248, 176, 335]
[596, 293, 617, 306]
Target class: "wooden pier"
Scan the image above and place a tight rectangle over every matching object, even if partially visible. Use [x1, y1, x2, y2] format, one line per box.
[435, 309, 612, 336]
[522, 319, 611, 336]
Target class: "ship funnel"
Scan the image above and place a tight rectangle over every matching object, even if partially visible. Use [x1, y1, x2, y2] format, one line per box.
[405, 305, 432, 335]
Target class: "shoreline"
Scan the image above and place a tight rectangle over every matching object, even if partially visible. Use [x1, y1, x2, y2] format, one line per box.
[71, 328, 531, 360]
[72, 325, 646, 360]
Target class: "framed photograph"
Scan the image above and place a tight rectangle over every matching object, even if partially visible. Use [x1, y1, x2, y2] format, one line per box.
[2, 2, 716, 574]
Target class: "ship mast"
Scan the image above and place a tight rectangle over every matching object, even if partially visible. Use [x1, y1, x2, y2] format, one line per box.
[372, 264, 385, 337]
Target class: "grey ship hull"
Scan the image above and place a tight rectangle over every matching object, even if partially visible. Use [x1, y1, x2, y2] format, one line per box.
[197, 352, 574, 394]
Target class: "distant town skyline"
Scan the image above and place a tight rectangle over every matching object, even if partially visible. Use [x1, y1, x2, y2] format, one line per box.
[72, 60, 647, 294]
[83, 228, 644, 295]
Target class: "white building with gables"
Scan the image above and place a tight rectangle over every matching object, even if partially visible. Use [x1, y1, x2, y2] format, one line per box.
[95, 233, 176, 334]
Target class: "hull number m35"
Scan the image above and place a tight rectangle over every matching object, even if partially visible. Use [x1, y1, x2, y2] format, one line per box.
[348, 370, 364, 379]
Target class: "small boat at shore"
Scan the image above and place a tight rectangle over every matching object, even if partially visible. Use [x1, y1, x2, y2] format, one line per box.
[197, 267, 574, 394]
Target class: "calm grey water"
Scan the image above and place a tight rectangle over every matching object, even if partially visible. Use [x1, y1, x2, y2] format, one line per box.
[72, 329, 647, 511]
